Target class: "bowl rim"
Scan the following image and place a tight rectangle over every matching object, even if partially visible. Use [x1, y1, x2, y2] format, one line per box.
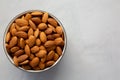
[3, 10, 67, 72]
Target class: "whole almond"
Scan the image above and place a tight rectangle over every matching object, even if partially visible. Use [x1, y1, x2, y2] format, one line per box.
[46, 50, 55, 61]
[41, 55, 46, 63]
[56, 46, 62, 56]
[40, 32, 47, 43]
[48, 18, 58, 27]
[31, 46, 40, 53]
[21, 16, 25, 19]
[33, 66, 41, 70]
[36, 39, 41, 46]
[39, 45, 46, 50]
[9, 36, 17, 48]
[10, 23, 16, 33]
[39, 62, 45, 70]
[56, 26, 63, 35]
[15, 23, 20, 31]
[44, 41, 55, 48]
[54, 37, 64, 45]
[15, 19, 28, 26]
[30, 57, 39, 67]
[48, 24, 56, 32]
[17, 54, 28, 62]
[46, 46, 56, 52]
[25, 39, 29, 44]
[31, 11, 43, 16]
[46, 61, 55, 67]
[14, 49, 24, 57]
[28, 35, 36, 47]
[11, 28, 17, 36]
[53, 34, 60, 38]
[22, 65, 31, 70]
[28, 28, 34, 37]
[47, 35, 54, 40]
[18, 26, 29, 31]
[31, 17, 41, 24]
[36, 50, 47, 58]
[42, 12, 48, 23]
[24, 45, 30, 56]
[19, 60, 29, 65]
[38, 23, 47, 30]
[10, 46, 20, 53]
[34, 29, 39, 38]
[19, 38, 25, 49]
[15, 31, 28, 39]
[54, 53, 59, 61]
[29, 54, 35, 60]
[5, 32, 11, 43]
[25, 13, 32, 21]
[45, 28, 52, 35]
[13, 56, 18, 66]
[29, 20, 36, 30]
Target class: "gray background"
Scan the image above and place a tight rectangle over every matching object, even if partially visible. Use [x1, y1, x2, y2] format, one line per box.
[0, 0, 120, 80]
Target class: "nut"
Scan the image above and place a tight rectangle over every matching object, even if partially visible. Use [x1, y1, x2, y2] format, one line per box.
[40, 32, 47, 43]
[15, 19, 28, 26]
[30, 57, 39, 67]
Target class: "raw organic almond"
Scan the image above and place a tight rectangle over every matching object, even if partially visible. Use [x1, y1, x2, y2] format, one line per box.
[56, 26, 63, 35]
[54, 37, 64, 45]
[36, 39, 41, 46]
[31, 46, 40, 53]
[10, 23, 16, 33]
[45, 28, 52, 35]
[14, 49, 24, 57]
[30, 57, 39, 67]
[48, 18, 58, 27]
[41, 55, 46, 63]
[19, 60, 29, 65]
[46, 50, 55, 60]
[46, 61, 55, 67]
[42, 12, 48, 23]
[46, 45, 56, 52]
[48, 24, 56, 32]
[15, 19, 28, 26]
[22, 65, 31, 70]
[10, 46, 20, 53]
[44, 41, 55, 48]
[56, 46, 62, 56]
[54, 53, 59, 61]
[25, 39, 29, 44]
[36, 50, 47, 58]
[29, 20, 36, 30]
[29, 54, 35, 60]
[40, 32, 47, 43]
[9, 36, 17, 48]
[25, 13, 32, 21]
[15, 31, 28, 39]
[34, 29, 39, 38]
[28, 35, 36, 47]
[38, 23, 47, 30]
[31, 17, 41, 24]
[33, 66, 41, 70]
[24, 45, 30, 56]
[5, 32, 11, 43]
[53, 34, 60, 38]
[13, 56, 18, 66]
[21, 16, 25, 19]
[15, 23, 20, 31]
[39, 62, 45, 70]
[17, 54, 28, 62]
[19, 38, 25, 49]
[18, 26, 29, 31]
[6, 44, 11, 54]
[47, 35, 54, 40]
[31, 11, 43, 16]
[28, 28, 34, 37]
[11, 28, 17, 36]
[39, 45, 46, 50]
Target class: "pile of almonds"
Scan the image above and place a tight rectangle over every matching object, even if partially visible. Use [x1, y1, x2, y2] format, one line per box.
[5, 11, 65, 70]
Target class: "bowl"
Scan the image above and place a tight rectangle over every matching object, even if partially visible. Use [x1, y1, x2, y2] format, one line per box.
[3, 10, 67, 72]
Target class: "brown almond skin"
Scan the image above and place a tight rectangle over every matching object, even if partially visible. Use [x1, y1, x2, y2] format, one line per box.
[54, 53, 59, 61]
[36, 39, 41, 46]
[31, 17, 41, 25]
[14, 49, 24, 57]
[19, 60, 29, 65]
[13, 56, 18, 66]
[28, 35, 36, 47]
[39, 62, 45, 70]
[30, 57, 39, 67]
[42, 12, 48, 23]
[15, 23, 20, 31]
[19, 38, 25, 49]
[31, 46, 40, 53]
[10, 23, 16, 33]
[11, 28, 17, 36]
[18, 26, 29, 31]
[29, 54, 35, 60]
[39, 45, 46, 50]
[54, 37, 64, 45]
[5, 32, 11, 43]
[56, 46, 62, 56]
[9, 36, 18, 48]
[21, 16, 25, 19]
[25, 13, 32, 21]
[15, 19, 28, 26]
[48, 24, 56, 32]
[17, 54, 28, 62]
[46, 61, 55, 67]
[41, 55, 46, 63]
[38, 23, 47, 30]
[28, 28, 34, 37]
[22, 65, 31, 70]
[46, 46, 56, 52]
[15, 31, 28, 39]
[40, 32, 47, 43]
[47, 35, 54, 40]
[36, 50, 47, 58]
[10, 46, 20, 53]
[45, 28, 52, 35]
[29, 20, 37, 30]
[56, 26, 63, 35]
[31, 11, 43, 16]
[44, 41, 55, 48]
[24, 45, 30, 56]
[46, 50, 55, 61]
[53, 34, 60, 38]
[34, 29, 39, 38]
[48, 18, 58, 27]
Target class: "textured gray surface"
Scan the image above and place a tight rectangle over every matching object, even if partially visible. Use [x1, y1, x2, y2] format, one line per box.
[0, 0, 120, 80]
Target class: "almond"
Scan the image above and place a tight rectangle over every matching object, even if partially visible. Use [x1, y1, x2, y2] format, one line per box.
[19, 60, 29, 65]
[46, 61, 55, 67]
[42, 12, 48, 23]
[30, 57, 39, 67]
[15, 19, 28, 26]
[15, 31, 28, 39]
[25, 13, 32, 21]
[5, 32, 11, 43]
[9, 36, 17, 48]
[28, 28, 34, 37]
[22, 65, 31, 70]
[56, 26, 63, 35]
[10, 23, 16, 33]
[28, 35, 36, 47]
[15, 23, 20, 31]
[41, 55, 46, 63]
[13, 56, 18, 66]
[29, 20, 36, 30]
[47, 35, 54, 40]
[48, 24, 56, 32]
[48, 18, 58, 27]
[38, 23, 47, 30]
[33, 66, 41, 70]
[53, 34, 60, 38]
[19, 38, 25, 49]
[31, 46, 40, 53]
[54, 53, 59, 61]
[34, 29, 39, 38]
[31, 11, 43, 16]
[18, 26, 29, 31]
[54, 37, 64, 45]
[29, 54, 35, 60]
[31, 17, 41, 24]
[56, 46, 62, 56]
[39, 62, 45, 70]
[46, 50, 55, 60]
[36, 39, 41, 46]
[24, 45, 30, 56]
[11, 28, 17, 36]
[21, 16, 25, 19]
[10, 46, 20, 53]
[46, 46, 56, 52]
[44, 41, 55, 48]
[17, 54, 28, 62]
[40, 32, 47, 43]
[35, 50, 47, 58]
[14, 49, 24, 57]
[39, 45, 46, 50]
[45, 28, 52, 35]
